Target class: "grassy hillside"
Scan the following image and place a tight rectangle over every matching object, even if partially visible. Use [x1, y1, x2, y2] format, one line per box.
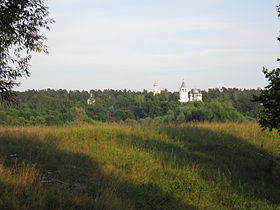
[0, 123, 279, 209]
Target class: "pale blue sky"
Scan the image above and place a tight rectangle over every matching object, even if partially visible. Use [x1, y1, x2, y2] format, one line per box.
[17, 0, 279, 92]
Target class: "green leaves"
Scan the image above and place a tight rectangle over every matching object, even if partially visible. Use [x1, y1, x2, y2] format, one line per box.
[256, 68, 280, 133]
[0, 0, 54, 101]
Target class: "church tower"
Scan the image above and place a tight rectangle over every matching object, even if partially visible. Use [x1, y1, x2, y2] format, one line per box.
[179, 80, 189, 103]
[153, 82, 161, 95]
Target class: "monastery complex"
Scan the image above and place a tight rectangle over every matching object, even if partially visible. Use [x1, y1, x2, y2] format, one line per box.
[153, 80, 203, 103]
[87, 80, 203, 105]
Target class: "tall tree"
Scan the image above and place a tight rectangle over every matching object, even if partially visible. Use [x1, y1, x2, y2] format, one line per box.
[0, 0, 54, 101]
[255, 4, 280, 133]
[256, 68, 280, 133]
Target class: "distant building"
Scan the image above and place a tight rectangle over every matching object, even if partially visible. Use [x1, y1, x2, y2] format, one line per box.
[179, 80, 189, 103]
[189, 88, 203, 102]
[153, 82, 161, 95]
[179, 80, 202, 103]
[87, 93, 96, 105]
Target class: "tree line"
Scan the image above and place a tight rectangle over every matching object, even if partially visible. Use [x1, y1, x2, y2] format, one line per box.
[0, 88, 262, 126]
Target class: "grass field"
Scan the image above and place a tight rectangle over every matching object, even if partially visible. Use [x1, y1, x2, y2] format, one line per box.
[0, 122, 279, 209]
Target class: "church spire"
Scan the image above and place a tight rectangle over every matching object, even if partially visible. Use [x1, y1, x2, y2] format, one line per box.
[180, 79, 187, 89]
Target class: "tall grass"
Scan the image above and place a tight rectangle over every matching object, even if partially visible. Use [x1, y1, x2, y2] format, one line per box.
[0, 122, 279, 209]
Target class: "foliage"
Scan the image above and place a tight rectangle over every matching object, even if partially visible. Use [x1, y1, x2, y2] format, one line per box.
[0, 88, 263, 125]
[0, 0, 54, 101]
[176, 112, 185, 123]
[205, 99, 245, 122]
[203, 87, 262, 118]
[255, 68, 280, 133]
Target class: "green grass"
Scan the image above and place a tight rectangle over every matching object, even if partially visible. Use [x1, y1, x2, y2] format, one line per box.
[0, 122, 279, 209]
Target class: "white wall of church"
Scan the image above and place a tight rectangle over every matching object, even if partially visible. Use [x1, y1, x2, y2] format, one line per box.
[179, 87, 189, 103]
[150, 81, 202, 103]
[178, 82, 203, 103]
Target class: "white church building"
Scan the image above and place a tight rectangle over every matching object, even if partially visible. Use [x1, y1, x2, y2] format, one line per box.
[153, 80, 203, 103]
[179, 80, 203, 103]
[153, 82, 161, 96]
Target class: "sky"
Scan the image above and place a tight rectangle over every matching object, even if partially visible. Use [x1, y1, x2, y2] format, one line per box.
[16, 0, 279, 92]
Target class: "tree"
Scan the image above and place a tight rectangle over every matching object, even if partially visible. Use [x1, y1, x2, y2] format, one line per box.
[165, 110, 175, 122]
[255, 4, 280, 133]
[176, 112, 185, 123]
[205, 99, 245, 122]
[0, 0, 54, 101]
[256, 68, 280, 133]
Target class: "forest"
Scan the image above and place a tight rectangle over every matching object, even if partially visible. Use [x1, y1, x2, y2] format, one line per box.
[0, 88, 262, 126]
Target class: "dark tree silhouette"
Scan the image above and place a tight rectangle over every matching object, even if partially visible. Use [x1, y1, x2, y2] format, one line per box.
[0, 0, 54, 101]
[255, 4, 280, 133]
[256, 68, 280, 133]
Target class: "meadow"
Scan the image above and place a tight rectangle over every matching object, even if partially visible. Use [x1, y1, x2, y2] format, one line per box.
[0, 122, 279, 209]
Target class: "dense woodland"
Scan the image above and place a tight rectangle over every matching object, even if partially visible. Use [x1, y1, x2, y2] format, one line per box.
[0, 88, 262, 126]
